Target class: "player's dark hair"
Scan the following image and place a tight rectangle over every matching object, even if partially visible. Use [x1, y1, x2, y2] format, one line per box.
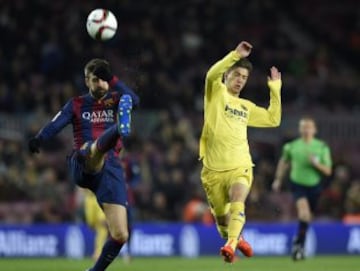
[84, 58, 110, 76]
[228, 58, 253, 73]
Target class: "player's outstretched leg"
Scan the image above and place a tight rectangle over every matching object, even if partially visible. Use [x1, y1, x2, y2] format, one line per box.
[95, 125, 120, 154]
[94, 94, 133, 155]
[84, 94, 133, 173]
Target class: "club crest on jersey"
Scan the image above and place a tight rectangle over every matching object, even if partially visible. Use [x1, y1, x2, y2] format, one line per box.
[103, 98, 115, 107]
[82, 110, 114, 123]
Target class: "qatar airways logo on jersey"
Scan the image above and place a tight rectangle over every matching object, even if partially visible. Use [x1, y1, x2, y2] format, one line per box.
[82, 110, 115, 123]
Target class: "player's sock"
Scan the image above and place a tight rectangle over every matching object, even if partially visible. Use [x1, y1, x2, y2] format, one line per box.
[91, 238, 124, 271]
[96, 125, 119, 153]
[226, 202, 245, 251]
[95, 94, 133, 153]
[216, 224, 228, 239]
[296, 220, 309, 247]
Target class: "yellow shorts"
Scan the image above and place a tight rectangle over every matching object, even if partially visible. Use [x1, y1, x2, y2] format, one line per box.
[84, 190, 106, 227]
[201, 166, 253, 217]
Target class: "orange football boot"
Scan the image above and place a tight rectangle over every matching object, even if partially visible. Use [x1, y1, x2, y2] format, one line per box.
[220, 245, 235, 263]
[237, 235, 253, 257]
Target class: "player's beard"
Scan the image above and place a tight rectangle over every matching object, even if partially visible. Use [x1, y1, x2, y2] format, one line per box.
[91, 88, 108, 99]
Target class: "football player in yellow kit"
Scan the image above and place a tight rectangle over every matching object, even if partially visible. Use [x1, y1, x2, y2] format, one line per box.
[199, 41, 282, 263]
[79, 188, 108, 260]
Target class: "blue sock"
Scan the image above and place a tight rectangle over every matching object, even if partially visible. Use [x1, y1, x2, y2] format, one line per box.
[91, 238, 124, 271]
[96, 125, 119, 153]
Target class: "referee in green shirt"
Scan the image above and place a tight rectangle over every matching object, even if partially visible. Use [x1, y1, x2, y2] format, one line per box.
[272, 116, 332, 260]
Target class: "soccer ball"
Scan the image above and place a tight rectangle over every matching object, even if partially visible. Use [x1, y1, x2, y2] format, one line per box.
[86, 9, 118, 41]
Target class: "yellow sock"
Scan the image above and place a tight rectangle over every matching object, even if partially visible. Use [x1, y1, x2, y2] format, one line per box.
[216, 224, 228, 239]
[93, 222, 108, 259]
[226, 202, 245, 251]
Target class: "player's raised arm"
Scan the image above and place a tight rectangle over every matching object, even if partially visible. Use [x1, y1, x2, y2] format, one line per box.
[93, 65, 140, 107]
[248, 66, 282, 127]
[28, 100, 73, 153]
[205, 41, 252, 100]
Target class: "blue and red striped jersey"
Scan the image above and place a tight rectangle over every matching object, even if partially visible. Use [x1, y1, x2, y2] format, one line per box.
[37, 79, 139, 161]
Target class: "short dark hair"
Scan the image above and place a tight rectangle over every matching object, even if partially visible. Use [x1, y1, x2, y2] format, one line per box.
[84, 58, 109, 77]
[300, 115, 316, 123]
[228, 58, 253, 73]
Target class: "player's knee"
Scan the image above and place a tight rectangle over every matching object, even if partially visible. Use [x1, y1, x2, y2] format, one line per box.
[229, 183, 249, 202]
[298, 210, 311, 222]
[110, 228, 129, 243]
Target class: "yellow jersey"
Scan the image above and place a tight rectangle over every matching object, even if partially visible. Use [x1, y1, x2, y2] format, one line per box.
[199, 50, 282, 171]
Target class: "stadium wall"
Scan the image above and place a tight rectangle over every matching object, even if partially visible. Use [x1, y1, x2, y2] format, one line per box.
[0, 222, 359, 258]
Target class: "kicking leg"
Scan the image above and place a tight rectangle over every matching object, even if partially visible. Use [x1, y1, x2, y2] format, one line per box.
[84, 94, 134, 173]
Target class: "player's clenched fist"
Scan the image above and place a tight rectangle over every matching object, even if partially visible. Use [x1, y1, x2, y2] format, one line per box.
[235, 41, 253, 58]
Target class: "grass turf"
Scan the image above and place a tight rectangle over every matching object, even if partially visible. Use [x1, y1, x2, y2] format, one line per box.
[0, 256, 359, 271]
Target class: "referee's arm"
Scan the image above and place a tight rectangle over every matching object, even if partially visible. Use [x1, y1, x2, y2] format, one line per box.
[309, 155, 332, 176]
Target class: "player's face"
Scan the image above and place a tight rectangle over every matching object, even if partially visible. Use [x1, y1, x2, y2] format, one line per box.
[85, 72, 109, 99]
[225, 67, 249, 96]
[299, 119, 317, 139]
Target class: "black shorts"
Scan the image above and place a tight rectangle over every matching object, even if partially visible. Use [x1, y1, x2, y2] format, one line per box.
[290, 181, 322, 211]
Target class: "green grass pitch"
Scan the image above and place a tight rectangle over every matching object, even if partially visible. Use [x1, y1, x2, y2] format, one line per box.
[1, 256, 359, 271]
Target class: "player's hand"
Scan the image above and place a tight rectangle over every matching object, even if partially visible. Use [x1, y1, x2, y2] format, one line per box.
[28, 137, 41, 154]
[267, 66, 281, 81]
[272, 179, 282, 192]
[235, 41, 253, 58]
[93, 65, 113, 82]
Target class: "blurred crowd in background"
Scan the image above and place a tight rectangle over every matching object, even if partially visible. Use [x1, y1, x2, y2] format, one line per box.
[0, 0, 359, 224]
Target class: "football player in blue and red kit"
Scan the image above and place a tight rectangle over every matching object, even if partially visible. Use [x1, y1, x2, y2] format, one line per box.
[28, 58, 139, 271]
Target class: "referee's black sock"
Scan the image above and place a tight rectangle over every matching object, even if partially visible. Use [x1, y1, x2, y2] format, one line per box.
[296, 220, 309, 247]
